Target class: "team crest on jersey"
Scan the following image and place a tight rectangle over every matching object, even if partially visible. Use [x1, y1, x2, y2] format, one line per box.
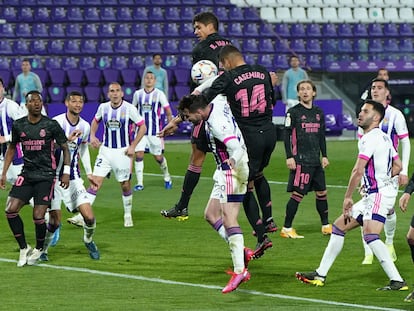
[301, 115, 307, 120]
[39, 129, 46, 137]
[316, 114, 320, 121]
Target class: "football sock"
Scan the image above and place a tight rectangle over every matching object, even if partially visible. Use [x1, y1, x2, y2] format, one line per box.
[34, 217, 47, 250]
[227, 228, 244, 274]
[254, 175, 273, 224]
[283, 194, 302, 228]
[316, 194, 329, 225]
[407, 237, 414, 263]
[361, 226, 373, 256]
[211, 218, 228, 243]
[157, 157, 171, 182]
[6, 211, 26, 249]
[366, 234, 404, 282]
[134, 157, 144, 186]
[384, 211, 397, 245]
[122, 190, 133, 215]
[177, 165, 201, 210]
[243, 190, 265, 242]
[83, 218, 96, 244]
[317, 224, 345, 277]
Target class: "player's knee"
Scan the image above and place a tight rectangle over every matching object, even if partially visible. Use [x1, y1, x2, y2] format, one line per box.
[316, 190, 327, 200]
[291, 192, 303, 203]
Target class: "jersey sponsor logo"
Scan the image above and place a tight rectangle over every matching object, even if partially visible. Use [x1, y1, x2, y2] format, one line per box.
[106, 119, 121, 130]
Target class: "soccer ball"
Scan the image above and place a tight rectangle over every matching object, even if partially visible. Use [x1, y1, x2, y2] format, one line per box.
[191, 60, 218, 85]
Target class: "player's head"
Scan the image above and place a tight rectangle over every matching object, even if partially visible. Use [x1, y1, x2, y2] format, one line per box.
[178, 94, 208, 125]
[296, 80, 317, 102]
[144, 71, 156, 88]
[376, 68, 389, 81]
[152, 53, 162, 66]
[25, 90, 43, 115]
[219, 45, 243, 71]
[107, 82, 124, 105]
[193, 12, 219, 41]
[289, 55, 300, 68]
[65, 90, 85, 115]
[370, 78, 389, 105]
[21, 58, 31, 73]
[358, 99, 385, 129]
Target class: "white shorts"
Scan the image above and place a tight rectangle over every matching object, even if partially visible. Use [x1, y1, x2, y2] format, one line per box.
[351, 185, 398, 222]
[209, 161, 249, 204]
[134, 135, 164, 155]
[51, 178, 90, 212]
[0, 159, 23, 184]
[93, 146, 132, 182]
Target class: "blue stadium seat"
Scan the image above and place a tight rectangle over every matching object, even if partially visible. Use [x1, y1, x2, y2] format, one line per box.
[62, 56, 79, 70]
[322, 23, 337, 37]
[176, 55, 192, 69]
[122, 84, 135, 103]
[114, 24, 131, 37]
[178, 39, 193, 53]
[180, 7, 195, 21]
[66, 24, 82, 37]
[149, 7, 164, 21]
[179, 23, 193, 37]
[100, 7, 116, 21]
[0, 69, 12, 88]
[84, 69, 103, 85]
[2, 7, 18, 22]
[353, 39, 368, 53]
[50, 7, 67, 22]
[15, 23, 31, 37]
[307, 54, 321, 70]
[13, 40, 30, 55]
[227, 23, 243, 37]
[165, 7, 180, 21]
[117, 7, 132, 20]
[353, 23, 368, 37]
[257, 54, 273, 69]
[244, 7, 260, 21]
[400, 38, 413, 52]
[32, 23, 48, 38]
[65, 86, 83, 97]
[96, 56, 111, 70]
[174, 85, 190, 100]
[33, 69, 49, 86]
[84, 86, 102, 103]
[147, 39, 162, 53]
[44, 57, 63, 70]
[164, 55, 177, 68]
[242, 39, 258, 53]
[290, 24, 306, 37]
[228, 7, 244, 21]
[306, 23, 322, 37]
[368, 23, 383, 37]
[112, 56, 129, 70]
[244, 54, 256, 65]
[132, 7, 148, 20]
[214, 7, 228, 21]
[49, 69, 67, 86]
[163, 23, 179, 37]
[399, 23, 413, 36]
[383, 38, 399, 52]
[64, 39, 81, 54]
[369, 39, 383, 52]
[103, 0, 118, 3]
[79, 56, 95, 70]
[383, 23, 399, 36]
[31, 39, 48, 55]
[48, 40, 64, 54]
[120, 68, 138, 85]
[97, 39, 114, 54]
[130, 39, 146, 54]
[67, 7, 83, 21]
[307, 39, 321, 52]
[274, 23, 290, 37]
[11, 58, 22, 71]
[80, 39, 97, 54]
[131, 24, 146, 37]
[164, 39, 179, 54]
[102, 69, 120, 84]
[98, 24, 114, 37]
[18, 8, 33, 22]
[259, 23, 276, 37]
[147, 24, 163, 37]
[0, 57, 10, 70]
[83, 24, 98, 37]
[129, 56, 145, 70]
[290, 39, 306, 53]
[34, 7, 49, 22]
[275, 39, 290, 53]
[244, 23, 259, 37]
[48, 86, 66, 104]
[337, 23, 352, 37]
[49, 24, 65, 37]
[114, 39, 130, 54]
[337, 38, 353, 52]
[84, 7, 100, 21]
[258, 38, 274, 53]
[0, 24, 14, 38]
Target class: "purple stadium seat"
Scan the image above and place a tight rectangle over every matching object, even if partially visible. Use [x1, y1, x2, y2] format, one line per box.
[50, 7, 67, 22]
[34, 7, 49, 22]
[322, 54, 336, 66]
[11, 59, 22, 72]
[79, 56, 95, 70]
[0, 24, 14, 38]
[275, 39, 290, 53]
[84, 69, 103, 86]
[229, 7, 244, 21]
[369, 38, 383, 52]
[383, 23, 398, 36]
[244, 54, 256, 65]
[80, 39, 97, 54]
[0, 57, 10, 70]
[227, 23, 243, 37]
[258, 38, 274, 53]
[86, 0, 101, 4]
[101, 7, 116, 21]
[179, 23, 193, 37]
[337, 39, 353, 53]
[0, 69, 12, 88]
[96, 56, 111, 70]
[83, 24, 98, 37]
[84, 86, 102, 103]
[71, 0, 86, 4]
[163, 23, 179, 37]
[64, 40, 81, 54]
[244, 23, 259, 37]
[120, 68, 139, 85]
[117, 7, 132, 21]
[67, 7, 83, 21]
[164, 55, 177, 68]
[353, 23, 368, 37]
[122, 84, 135, 103]
[44, 56, 61, 70]
[31, 39, 48, 55]
[66, 69, 84, 86]
[2, 7, 18, 22]
[274, 24, 290, 37]
[66, 24, 82, 37]
[290, 39, 306, 53]
[306, 23, 322, 37]
[84, 7, 100, 21]
[259, 23, 276, 37]
[242, 39, 258, 53]
[49, 24, 65, 37]
[383, 38, 399, 52]
[130, 39, 146, 54]
[165, 7, 180, 21]
[149, 7, 164, 21]
[49, 69, 67, 86]
[15, 23, 31, 37]
[48, 40, 64, 54]
[62, 56, 79, 70]
[290, 24, 306, 37]
[399, 23, 413, 36]
[178, 39, 193, 53]
[114, 24, 131, 37]
[98, 24, 114, 37]
[353, 39, 368, 53]
[368, 23, 383, 37]
[164, 39, 179, 53]
[114, 39, 129, 54]
[112, 56, 129, 70]
[257, 54, 273, 69]
[132, 7, 148, 21]
[147, 24, 163, 37]
[97, 39, 113, 54]
[322, 23, 337, 37]
[244, 7, 260, 21]
[174, 85, 190, 100]
[31, 57, 43, 69]
[337, 23, 352, 37]
[176, 55, 192, 69]
[214, 7, 228, 21]
[400, 38, 413, 52]
[180, 7, 195, 21]
[48, 86, 66, 103]
[33, 69, 49, 86]
[131, 24, 146, 37]
[18, 8, 33, 22]
[65, 86, 83, 96]
[32, 23, 48, 37]
[147, 39, 162, 53]
[13, 40, 30, 54]
[102, 69, 120, 84]
[129, 56, 145, 70]
[307, 39, 321, 52]
[307, 54, 321, 70]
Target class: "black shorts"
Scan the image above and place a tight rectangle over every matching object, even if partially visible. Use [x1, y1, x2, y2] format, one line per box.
[287, 164, 326, 195]
[243, 123, 277, 180]
[190, 120, 211, 153]
[9, 175, 55, 206]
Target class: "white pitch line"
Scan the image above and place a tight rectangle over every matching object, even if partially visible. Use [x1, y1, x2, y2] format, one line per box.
[0, 258, 407, 311]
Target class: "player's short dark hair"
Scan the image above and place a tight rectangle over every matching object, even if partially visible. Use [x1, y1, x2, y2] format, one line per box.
[66, 90, 84, 101]
[365, 99, 385, 122]
[26, 90, 42, 102]
[152, 53, 161, 59]
[178, 94, 208, 113]
[289, 55, 299, 62]
[371, 78, 389, 90]
[219, 45, 241, 63]
[22, 58, 30, 63]
[145, 70, 155, 78]
[193, 12, 219, 31]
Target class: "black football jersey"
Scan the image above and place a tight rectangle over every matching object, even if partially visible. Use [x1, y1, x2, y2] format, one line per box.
[284, 104, 327, 166]
[192, 33, 232, 67]
[205, 64, 274, 129]
[11, 116, 67, 179]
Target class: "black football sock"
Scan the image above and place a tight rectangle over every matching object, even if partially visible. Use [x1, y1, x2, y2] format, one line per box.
[284, 195, 301, 228]
[243, 190, 265, 243]
[316, 194, 329, 225]
[176, 165, 201, 210]
[34, 218, 47, 250]
[6, 211, 26, 249]
[408, 238, 414, 263]
[254, 175, 273, 224]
